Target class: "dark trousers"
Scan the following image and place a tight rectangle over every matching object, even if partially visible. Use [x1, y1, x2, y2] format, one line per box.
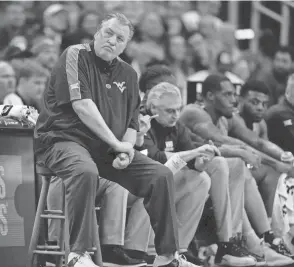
[36, 141, 179, 255]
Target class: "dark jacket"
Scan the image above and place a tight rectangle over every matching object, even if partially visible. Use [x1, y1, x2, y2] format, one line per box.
[136, 115, 205, 169]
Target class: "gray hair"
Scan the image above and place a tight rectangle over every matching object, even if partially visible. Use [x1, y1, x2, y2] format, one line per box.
[146, 82, 182, 110]
[98, 13, 134, 41]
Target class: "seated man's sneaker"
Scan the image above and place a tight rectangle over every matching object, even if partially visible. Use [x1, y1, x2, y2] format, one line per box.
[102, 245, 147, 267]
[180, 249, 203, 265]
[282, 232, 294, 257]
[154, 254, 201, 267]
[263, 245, 294, 266]
[241, 234, 294, 267]
[232, 236, 266, 267]
[266, 237, 294, 259]
[68, 252, 99, 267]
[215, 241, 257, 266]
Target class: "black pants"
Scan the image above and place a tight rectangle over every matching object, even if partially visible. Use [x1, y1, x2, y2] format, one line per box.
[37, 141, 179, 255]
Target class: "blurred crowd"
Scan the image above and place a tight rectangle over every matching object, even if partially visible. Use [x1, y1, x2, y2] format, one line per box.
[1, 1, 293, 111]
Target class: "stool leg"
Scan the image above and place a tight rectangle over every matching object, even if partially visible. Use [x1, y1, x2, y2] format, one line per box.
[93, 209, 103, 267]
[64, 182, 70, 265]
[56, 182, 66, 267]
[27, 176, 51, 267]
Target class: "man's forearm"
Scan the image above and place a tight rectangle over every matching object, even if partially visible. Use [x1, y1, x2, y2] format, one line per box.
[194, 126, 245, 147]
[122, 128, 137, 146]
[72, 99, 119, 149]
[243, 145, 289, 171]
[165, 149, 200, 162]
[219, 145, 245, 159]
[257, 139, 284, 161]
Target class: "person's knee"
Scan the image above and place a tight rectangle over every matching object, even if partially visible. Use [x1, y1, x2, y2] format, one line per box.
[211, 156, 228, 169]
[227, 157, 248, 181]
[106, 181, 129, 198]
[151, 165, 175, 193]
[186, 170, 211, 192]
[207, 156, 230, 180]
[197, 171, 211, 192]
[156, 165, 174, 181]
[75, 162, 99, 188]
[227, 157, 245, 170]
[260, 166, 279, 189]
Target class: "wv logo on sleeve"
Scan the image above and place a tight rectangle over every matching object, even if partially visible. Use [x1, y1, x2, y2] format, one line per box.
[113, 81, 126, 93]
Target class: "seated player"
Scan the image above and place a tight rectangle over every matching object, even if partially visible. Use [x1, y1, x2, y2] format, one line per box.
[237, 79, 292, 217]
[180, 74, 294, 259]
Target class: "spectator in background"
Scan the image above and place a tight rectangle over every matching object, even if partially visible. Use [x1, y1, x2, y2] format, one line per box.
[0, 2, 26, 57]
[219, 23, 241, 66]
[41, 4, 69, 47]
[139, 64, 177, 111]
[187, 31, 210, 72]
[0, 61, 16, 104]
[129, 12, 168, 76]
[2, 35, 33, 61]
[266, 74, 294, 154]
[4, 59, 49, 111]
[31, 37, 59, 71]
[62, 10, 102, 52]
[165, 1, 190, 37]
[112, 1, 144, 26]
[181, 0, 222, 37]
[63, 2, 83, 33]
[214, 51, 244, 96]
[214, 51, 234, 74]
[245, 29, 277, 81]
[256, 46, 294, 107]
[166, 35, 191, 105]
[198, 15, 222, 68]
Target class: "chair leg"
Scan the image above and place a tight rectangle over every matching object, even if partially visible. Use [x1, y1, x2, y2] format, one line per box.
[56, 182, 66, 267]
[93, 208, 103, 267]
[64, 183, 70, 265]
[27, 176, 51, 267]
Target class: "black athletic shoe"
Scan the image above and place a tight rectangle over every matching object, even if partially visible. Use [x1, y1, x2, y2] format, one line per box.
[125, 249, 156, 265]
[102, 245, 147, 267]
[231, 235, 266, 266]
[215, 241, 257, 266]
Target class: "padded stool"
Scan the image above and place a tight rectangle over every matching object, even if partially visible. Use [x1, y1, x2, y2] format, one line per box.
[27, 164, 103, 267]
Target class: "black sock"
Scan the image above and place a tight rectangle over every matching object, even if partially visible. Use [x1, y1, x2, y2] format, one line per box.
[263, 231, 275, 244]
[101, 244, 122, 251]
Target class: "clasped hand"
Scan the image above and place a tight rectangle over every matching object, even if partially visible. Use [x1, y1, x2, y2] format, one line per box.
[194, 141, 221, 171]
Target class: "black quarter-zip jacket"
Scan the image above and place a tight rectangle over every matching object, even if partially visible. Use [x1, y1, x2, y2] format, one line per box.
[137, 113, 205, 169]
[34, 41, 140, 156]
